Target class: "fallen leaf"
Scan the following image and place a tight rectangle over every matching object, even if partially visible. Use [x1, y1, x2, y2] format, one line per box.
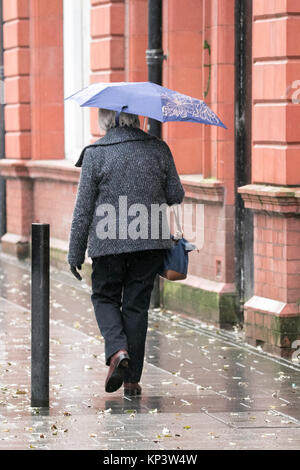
[162, 427, 172, 437]
[180, 399, 191, 406]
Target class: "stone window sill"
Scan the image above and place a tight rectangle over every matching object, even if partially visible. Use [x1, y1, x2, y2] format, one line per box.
[180, 174, 224, 204]
[0, 159, 80, 184]
[0, 162, 226, 205]
[238, 184, 300, 214]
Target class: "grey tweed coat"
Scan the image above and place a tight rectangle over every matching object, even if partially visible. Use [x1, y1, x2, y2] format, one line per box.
[67, 126, 185, 266]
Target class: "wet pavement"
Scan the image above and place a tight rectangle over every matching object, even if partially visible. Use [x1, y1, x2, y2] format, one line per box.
[0, 250, 300, 450]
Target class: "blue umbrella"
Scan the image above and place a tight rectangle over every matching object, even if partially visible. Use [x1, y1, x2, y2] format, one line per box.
[65, 81, 227, 129]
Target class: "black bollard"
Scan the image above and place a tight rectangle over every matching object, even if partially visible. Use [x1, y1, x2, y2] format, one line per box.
[31, 223, 50, 408]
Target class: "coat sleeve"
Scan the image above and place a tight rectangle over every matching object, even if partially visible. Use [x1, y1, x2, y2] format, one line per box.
[162, 142, 185, 206]
[67, 149, 99, 266]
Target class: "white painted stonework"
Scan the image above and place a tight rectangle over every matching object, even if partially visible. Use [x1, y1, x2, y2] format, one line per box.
[63, 0, 91, 162]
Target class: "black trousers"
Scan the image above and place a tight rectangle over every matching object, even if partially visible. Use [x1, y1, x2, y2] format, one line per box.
[91, 249, 166, 383]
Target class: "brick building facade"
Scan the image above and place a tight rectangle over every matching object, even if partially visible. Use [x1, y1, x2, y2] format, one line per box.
[0, 0, 299, 358]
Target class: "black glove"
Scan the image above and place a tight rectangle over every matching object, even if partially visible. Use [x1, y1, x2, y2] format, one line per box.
[70, 264, 82, 281]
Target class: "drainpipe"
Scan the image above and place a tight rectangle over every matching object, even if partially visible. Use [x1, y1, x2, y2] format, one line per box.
[234, 0, 253, 322]
[146, 0, 165, 307]
[0, 0, 6, 238]
[146, 0, 164, 138]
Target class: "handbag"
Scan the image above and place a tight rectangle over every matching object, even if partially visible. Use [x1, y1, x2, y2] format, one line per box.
[158, 205, 197, 281]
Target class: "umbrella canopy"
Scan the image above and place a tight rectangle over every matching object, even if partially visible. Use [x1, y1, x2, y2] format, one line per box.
[65, 81, 227, 129]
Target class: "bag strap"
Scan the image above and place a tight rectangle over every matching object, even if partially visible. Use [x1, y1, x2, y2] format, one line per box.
[172, 204, 200, 252]
[173, 205, 183, 240]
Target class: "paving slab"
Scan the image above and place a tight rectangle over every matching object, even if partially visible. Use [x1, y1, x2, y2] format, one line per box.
[0, 251, 300, 450]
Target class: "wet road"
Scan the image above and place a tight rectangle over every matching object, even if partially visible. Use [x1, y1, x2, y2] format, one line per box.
[0, 250, 300, 450]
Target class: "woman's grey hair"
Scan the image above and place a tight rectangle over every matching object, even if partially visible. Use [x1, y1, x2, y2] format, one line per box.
[98, 108, 140, 131]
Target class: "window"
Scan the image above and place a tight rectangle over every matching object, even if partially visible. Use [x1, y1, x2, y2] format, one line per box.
[63, 0, 90, 162]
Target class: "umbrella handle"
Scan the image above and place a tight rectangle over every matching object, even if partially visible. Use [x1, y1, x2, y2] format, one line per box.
[143, 116, 148, 132]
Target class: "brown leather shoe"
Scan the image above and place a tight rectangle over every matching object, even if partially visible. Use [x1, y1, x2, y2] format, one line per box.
[105, 350, 130, 393]
[124, 382, 142, 397]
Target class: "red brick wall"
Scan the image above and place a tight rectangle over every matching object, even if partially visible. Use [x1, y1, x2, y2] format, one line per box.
[252, 0, 300, 185]
[127, 0, 147, 82]
[6, 178, 32, 236]
[251, 0, 300, 306]
[0, 0, 236, 293]
[162, 0, 203, 175]
[3, 0, 64, 160]
[238, 1, 300, 354]
[254, 214, 300, 303]
[33, 180, 77, 241]
[3, 0, 31, 159]
[30, 0, 64, 160]
[213, 0, 235, 207]
[90, 0, 125, 140]
[187, 204, 235, 284]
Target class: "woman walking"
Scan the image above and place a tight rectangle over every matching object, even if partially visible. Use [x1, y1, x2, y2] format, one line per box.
[67, 109, 184, 396]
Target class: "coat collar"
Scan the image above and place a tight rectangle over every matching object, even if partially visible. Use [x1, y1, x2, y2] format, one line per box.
[75, 126, 157, 167]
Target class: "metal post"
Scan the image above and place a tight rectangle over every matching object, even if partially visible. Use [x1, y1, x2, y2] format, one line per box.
[234, 0, 253, 323]
[31, 223, 50, 407]
[146, 0, 164, 137]
[146, 0, 164, 308]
